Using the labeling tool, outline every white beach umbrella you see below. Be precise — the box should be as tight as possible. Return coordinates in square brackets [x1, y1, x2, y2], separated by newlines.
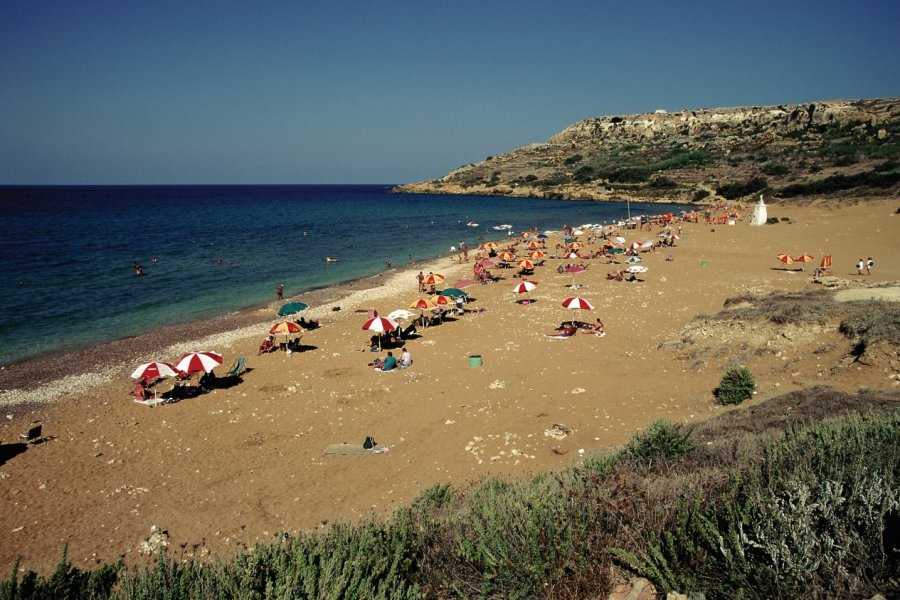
[626, 265, 648, 274]
[387, 309, 417, 322]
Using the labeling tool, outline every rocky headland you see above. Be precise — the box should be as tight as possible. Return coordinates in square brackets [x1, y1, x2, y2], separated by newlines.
[394, 97, 900, 203]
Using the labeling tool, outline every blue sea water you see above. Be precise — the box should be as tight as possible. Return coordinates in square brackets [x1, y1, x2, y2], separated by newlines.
[0, 185, 681, 366]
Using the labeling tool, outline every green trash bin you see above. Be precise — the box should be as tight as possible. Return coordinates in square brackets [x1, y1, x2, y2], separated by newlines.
[468, 355, 483, 368]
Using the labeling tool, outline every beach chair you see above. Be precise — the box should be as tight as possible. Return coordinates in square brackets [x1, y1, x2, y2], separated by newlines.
[20, 423, 43, 444]
[815, 255, 833, 277]
[226, 357, 247, 378]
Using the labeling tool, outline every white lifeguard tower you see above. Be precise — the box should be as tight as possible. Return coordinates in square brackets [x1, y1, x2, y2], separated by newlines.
[750, 195, 768, 226]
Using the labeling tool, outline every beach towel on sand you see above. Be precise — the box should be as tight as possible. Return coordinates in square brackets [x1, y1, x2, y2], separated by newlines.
[324, 444, 372, 455]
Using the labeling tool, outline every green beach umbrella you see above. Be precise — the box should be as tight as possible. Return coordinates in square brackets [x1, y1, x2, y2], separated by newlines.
[278, 301, 309, 317]
[437, 288, 467, 298]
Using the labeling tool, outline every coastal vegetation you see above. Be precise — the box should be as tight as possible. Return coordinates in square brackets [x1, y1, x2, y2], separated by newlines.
[715, 366, 756, 405]
[393, 97, 900, 203]
[2, 388, 896, 599]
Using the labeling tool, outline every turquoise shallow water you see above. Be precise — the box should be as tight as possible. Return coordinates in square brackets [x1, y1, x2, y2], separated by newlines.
[0, 185, 681, 365]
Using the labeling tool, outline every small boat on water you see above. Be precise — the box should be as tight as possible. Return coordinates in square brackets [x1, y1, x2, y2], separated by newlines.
[325, 257, 340, 263]
[492, 224, 512, 231]
[467, 221, 479, 227]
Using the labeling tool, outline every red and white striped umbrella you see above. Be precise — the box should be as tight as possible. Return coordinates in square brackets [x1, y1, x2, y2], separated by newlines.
[561, 297, 594, 311]
[361, 313, 398, 333]
[175, 351, 223, 376]
[362, 311, 398, 350]
[513, 280, 538, 294]
[131, 361, 178, 383]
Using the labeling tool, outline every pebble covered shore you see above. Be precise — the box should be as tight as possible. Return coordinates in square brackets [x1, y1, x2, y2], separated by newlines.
[0, 256, 468, 409]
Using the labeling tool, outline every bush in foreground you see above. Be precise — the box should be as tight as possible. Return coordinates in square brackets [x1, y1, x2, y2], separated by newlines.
[716, 366, 756, 405]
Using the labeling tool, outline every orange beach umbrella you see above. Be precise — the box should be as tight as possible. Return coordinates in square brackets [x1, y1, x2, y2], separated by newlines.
[517, 258, 535, 270]
[794, 254, 814, 263]
[776, 254, 794, 265]
[423, 273, 445, 286]
[269, 321, 301, 336]
[409, 297, 436, 310]
[497, 250, 516, 261]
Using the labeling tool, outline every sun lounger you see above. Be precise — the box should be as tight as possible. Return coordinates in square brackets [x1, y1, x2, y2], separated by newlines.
[133, 396, 170, 406]
[225, 357, 247, 378]
[20, 424, 43, 444]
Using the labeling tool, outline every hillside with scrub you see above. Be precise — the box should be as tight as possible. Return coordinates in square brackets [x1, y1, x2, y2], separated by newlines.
[394, 97, 900, 204]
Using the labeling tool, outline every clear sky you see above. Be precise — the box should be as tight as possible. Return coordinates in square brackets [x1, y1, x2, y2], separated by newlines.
[1, 0, 898, 185]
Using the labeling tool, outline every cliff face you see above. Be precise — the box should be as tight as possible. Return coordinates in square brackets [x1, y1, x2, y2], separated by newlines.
[394, 98, 900, 203]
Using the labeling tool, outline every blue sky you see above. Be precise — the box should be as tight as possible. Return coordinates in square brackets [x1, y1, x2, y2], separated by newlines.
[1, 0, 898, 184]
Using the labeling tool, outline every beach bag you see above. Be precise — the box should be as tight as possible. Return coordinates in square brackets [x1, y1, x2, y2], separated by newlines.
[363, 436, 377, 449]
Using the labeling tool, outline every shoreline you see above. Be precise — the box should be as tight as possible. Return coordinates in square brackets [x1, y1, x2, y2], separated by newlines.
[0, 252, 472, 408]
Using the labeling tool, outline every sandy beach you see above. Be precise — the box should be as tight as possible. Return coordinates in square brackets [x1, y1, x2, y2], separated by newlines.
[1, 198, 898, 575]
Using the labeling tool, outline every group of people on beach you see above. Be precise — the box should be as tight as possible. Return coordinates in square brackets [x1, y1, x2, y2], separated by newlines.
[856, 257, 875, 276]
[371, 347, 412, 372]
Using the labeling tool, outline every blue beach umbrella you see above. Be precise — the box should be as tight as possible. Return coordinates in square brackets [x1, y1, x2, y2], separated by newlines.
[278, 301, 309, 317]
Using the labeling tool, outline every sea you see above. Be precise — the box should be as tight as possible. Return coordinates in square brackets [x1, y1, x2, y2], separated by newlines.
[0, 185, 682, 366]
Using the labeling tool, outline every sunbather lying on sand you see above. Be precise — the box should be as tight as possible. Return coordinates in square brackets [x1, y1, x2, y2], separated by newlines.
[546, 323, 577, 337]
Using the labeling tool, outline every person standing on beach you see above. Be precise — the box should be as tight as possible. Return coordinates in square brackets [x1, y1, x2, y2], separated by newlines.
[416, 271, 424, 292]
[857, 259, 865, 276]
[866, 257, 874, 275]
[276, 284, 284, 300]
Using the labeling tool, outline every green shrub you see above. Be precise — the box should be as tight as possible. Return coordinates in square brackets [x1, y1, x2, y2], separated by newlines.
[766, 216, 780, 224]
[564, 154, 583, 166]
[691, 189, 710, 202]
[623, 419, 695, 462]
[761, 162, 790, 176]
[778, 170, 900, 197]
[716, 367, 755, 405]
[717, 177, 768, 200]
[647, 176, 677, 189]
